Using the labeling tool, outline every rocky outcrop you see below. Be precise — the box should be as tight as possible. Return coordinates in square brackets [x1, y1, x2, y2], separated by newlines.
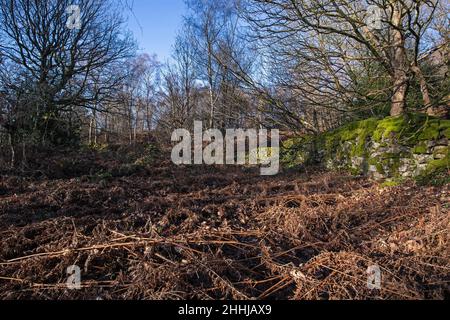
[282, 114, 449, 181]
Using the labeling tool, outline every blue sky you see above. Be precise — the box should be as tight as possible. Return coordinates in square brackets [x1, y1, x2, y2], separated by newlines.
[126, 0, 186, 62]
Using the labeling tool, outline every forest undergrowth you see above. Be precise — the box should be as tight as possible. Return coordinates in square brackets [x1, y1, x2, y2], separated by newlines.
[0, 145, 448, 300]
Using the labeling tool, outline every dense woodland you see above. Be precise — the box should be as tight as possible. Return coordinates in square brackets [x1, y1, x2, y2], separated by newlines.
[0, 0, 449, 300]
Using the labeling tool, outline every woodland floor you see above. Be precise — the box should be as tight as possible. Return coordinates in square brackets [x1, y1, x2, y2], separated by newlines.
[0, 146, 449, 300]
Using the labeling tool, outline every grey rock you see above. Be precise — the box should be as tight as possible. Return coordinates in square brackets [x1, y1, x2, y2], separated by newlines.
[398, 158, 416, 177]
[433, 146, 448, 154]
[401, 170, 414, 178]
[368, 165, 384, 180]
[413, 154, 434, 164]
[351, 157, 364, 167]
[434, 153, 447, 160]
[435, 138, 449, 147]
[371, 142, 381, 150]
[415, 164, 428, 175]
[325, 159, 335, 170]
[399, 161, 414, 173]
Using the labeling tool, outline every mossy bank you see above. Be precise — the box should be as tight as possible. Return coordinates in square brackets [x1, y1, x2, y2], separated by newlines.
[282, 114, 449, 184]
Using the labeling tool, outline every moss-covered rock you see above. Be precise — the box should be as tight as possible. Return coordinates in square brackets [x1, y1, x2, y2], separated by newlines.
[416, 154, 450, 186]
[443, 128, 450, 139]
[412, 142, 428, 154]
[372, 116, 407, 142]
[418, 121, 441, 141]
[281, 114, 448, 182]
[433, 146, 449, 158]
[371, 114, 447, 145]
[281, 137, 312, 168]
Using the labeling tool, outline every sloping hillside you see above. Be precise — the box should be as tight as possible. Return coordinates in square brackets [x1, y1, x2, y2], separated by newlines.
[0, 148, 448, 299]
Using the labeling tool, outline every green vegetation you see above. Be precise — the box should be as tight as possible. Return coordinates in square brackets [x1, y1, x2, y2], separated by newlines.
[282, 114, 449, 183]
[413, 142, 428, 154]
[281, 137, 312, 168]
[380, 180, 401, 188]
[416, 154, 450, 186]
[248, 147, 281, 164]
[135, 143, 161, 166]
[372, 116, 407, 142]
[322, 117, 379, 158]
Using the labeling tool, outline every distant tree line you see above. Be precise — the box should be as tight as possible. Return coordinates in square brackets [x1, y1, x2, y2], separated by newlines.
[153, 0, 449, 135]
[0, 0, 448, 167]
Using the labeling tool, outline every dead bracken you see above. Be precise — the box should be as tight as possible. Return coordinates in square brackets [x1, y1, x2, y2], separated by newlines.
[0, 148, 449, 300]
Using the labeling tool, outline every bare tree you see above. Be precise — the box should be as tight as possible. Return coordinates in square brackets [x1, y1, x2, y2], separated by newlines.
[243, 0, 446, 117]
[0, 0, 135, 146]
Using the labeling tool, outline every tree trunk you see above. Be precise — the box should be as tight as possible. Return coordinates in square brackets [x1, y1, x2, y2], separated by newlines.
[88, 110, 98, 145]
[390, 4, 409, 117]
[206, 36, 215, 129]
[88, 117, 94, 145]
[411, 65, 434, 116]
[390, 72, 409, 116]
[93, 109, 98, 145]
[104, 113, 109, 144]
[209, 88, 215, 129]
[146, 105, 152, 131]
[8, 133, 15, 168]
[21, 140, 27, 168]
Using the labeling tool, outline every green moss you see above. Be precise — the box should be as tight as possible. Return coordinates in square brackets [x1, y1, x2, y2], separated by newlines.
[349, 167, 362, 175]
[371, 114, 443, 145]
[381, 156, 401, 177]
[368, 152, 405, 178]
[433, 146, 449, 157]
[412, 142, 428, 154]
[323, 133, 339, 155]
[372, 116, 406, 142]
[438, 119, 450, 131]
[321, 117, 378, 158]
[90, 170, 113, 182]
[427, 156, 449, 171]
[282, 114, 447, 178]
[352, 118, 379, 156]
[443, 128, 450, 139]
[381, 180, 401, 188]
[282, 137, 303, 149]
[418, 120, 440, 140]
[368, 158, 385, 174]
[416, 154, 450, 186]
[88, 143, 109, 151]
[382, 152, 400, 159]
[336, 122, 360, 141]
[281, 137, 311, 168]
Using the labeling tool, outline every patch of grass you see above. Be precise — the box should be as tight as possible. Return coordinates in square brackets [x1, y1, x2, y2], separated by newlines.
[416, 168, 450, 186]
[89, 170, 113, 184]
